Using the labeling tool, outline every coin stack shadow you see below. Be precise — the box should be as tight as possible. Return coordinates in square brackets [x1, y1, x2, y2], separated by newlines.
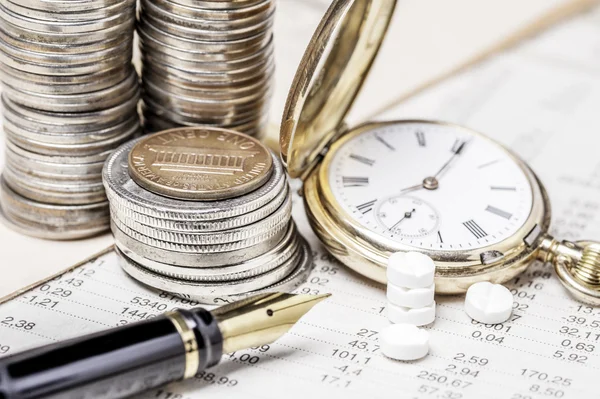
[103, 139, 312, 304]
[0, 0, 140, 239]
[137, 0, 274, 137]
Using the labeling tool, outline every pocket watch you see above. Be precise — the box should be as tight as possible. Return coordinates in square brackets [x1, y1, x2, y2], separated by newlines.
[279, 0, 600, 303]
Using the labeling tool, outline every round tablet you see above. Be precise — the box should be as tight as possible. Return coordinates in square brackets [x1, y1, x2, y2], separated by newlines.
[464, 282, 513, 324]
[380, 323, 429, 361]
[387, 252, 435, 288]
[387, 283, 435, 309]
[387, 302, 436, 326]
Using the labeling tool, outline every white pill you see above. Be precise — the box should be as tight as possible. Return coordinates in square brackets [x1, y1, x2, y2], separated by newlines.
[465, 282, 513, 324]
[387, 302, 436, 326]
[380, 323, 429, 361]
[387, 252, 435, 288]
[387, 283, 435, 308]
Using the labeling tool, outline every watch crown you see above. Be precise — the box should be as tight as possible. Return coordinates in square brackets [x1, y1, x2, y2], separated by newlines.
[572, 243, 600, 286]
[540, 237, 600, 305]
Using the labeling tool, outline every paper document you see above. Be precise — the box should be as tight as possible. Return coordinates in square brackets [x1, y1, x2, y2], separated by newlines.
[0, 0, 592, 302]
[2, 6, 600, 399]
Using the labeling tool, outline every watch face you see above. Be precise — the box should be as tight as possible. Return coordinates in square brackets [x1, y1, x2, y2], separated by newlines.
[326, 122, 534, 251]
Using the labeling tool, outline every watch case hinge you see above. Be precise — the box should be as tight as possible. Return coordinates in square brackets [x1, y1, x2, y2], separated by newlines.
[299, 122, 350, 181]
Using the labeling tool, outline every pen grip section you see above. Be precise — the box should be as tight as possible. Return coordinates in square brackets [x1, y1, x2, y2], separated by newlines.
[0, 315, 187, 399]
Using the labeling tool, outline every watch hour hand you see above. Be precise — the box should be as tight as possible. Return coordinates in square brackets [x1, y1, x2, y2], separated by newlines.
[399, 183, 423, 194]
[400, 176, 439, 193]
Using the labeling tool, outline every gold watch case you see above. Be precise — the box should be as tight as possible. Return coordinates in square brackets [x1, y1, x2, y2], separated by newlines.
[279, 0, 600, 298]
[305, 120, 551, 293]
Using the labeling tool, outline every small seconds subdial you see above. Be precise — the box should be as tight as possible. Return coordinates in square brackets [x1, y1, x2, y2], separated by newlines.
[327, 122, 534, 251]
[376, 195, 440, 238]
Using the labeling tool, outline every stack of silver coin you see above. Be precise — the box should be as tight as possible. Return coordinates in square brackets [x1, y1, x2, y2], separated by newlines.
[137, 0, 274, 137]
[103, 128, 312, 304]
[0, 0, 140, 239]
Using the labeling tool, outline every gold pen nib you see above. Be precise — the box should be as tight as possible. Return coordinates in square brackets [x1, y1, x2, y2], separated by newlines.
[213, 292, 331, 354]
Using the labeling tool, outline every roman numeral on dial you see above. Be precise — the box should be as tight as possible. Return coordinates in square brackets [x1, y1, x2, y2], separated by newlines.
[463, 219, 487, 239]
[349, 154, 375, 166]
[342, 176, 369, 187]
[416, 131, 426, 147]
[356, 200, 377, 214]
[452, 139, 467, 154]
[375, 134, 395, 151]
[486, 205, 512, 219]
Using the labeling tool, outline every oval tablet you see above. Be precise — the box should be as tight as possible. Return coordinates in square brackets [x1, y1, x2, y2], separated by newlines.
[380, 323, 429, 361]
[387, 252, 435, 288]
[387, 283, 435, 309]
[387, 302, 436, 326]
[465, 282, 513, 324]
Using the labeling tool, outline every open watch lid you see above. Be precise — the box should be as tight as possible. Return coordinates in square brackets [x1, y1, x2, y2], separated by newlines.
[279, 0, 396, 179]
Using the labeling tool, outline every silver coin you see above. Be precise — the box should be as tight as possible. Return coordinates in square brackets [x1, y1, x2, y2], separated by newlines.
[4, 114, 140, 146]
[112, 220, 293, 268]
[141, 96, 268, 126]
[5, 141, 104, 180]
[113, 192, 291, 245]
[116, 236, 312, 304]
[139, 35, 273, 69]
[140, 0, 273, 33]
[5, 116, 140, 156]
[0, 33, 132, 66]
[117, 222, 299, 281]
[148, 0, 273, 22]
[0, 0, 136, 22]
[0, 28, 130, 59]
[143, 61, 274, 92]
[140, 64, 271, 95]
[3, 165, 106, 205]
[0, 63, 134, 89]
[0, 177, 109, 228]
[0, 45, 132, 76]
[141, 50, 273, 81]
[119, 243, 298, 295]
[103, 138, 285, 221]
[0, 205, 109, 240]
[0, 63, 132, 95]
[111, 211, 288, 252]
[137, 28, 269, 63]
[111, 177, 290, 233]
[138, 15, 270, 53]
[142, 54, 273, 88]
[2, 92, 139, 132]
[141, 81, 272, 109]
[139, 4, 272, 42]
[0, 9, 135, 47]
[3, 70, 138, 112]
[15, 0, 127, 13]
[141, 100, 271, 126]
[141, 89, 272, 118]
[0, 3, 135, 34]
[6, 158, 102, 182]
[167, 0, 266, 10]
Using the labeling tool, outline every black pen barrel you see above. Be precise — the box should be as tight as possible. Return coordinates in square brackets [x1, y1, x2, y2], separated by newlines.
[0, 308, 223, 399]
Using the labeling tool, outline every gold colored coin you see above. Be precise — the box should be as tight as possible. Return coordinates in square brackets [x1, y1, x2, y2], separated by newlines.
[128, 127, 273, 200]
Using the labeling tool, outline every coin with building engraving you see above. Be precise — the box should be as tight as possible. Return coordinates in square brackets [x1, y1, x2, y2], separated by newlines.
[128, 127, 273, 200]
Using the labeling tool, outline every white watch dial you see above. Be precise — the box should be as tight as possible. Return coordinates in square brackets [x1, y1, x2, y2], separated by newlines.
[327, 122, 534, 251]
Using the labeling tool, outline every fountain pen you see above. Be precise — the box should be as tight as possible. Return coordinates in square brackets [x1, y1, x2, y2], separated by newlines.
[0, 292, 329, 399]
